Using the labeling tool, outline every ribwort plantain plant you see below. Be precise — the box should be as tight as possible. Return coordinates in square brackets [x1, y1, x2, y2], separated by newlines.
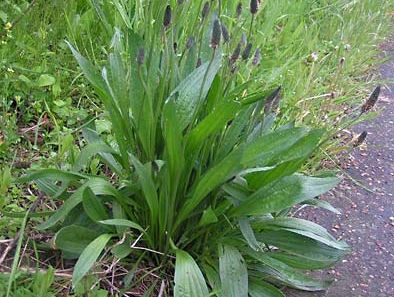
[19, 1, 350, 296]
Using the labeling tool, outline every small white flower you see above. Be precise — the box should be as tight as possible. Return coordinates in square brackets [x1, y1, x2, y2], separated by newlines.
[311, 52, 319, 62]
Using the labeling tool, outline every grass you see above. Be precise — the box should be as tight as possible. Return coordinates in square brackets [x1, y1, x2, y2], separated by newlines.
[0, 0, 392, 296]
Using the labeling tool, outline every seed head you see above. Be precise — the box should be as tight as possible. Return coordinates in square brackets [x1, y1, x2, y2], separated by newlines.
[186, 36, 195, 49]
[202, 2, 210, 19]
[221, 24, 230, 43]
[264, 86, 282, 114]
[242, 43, 253, 60]
[137, 47, 145, 65]
[250, 0, 259, 15]
[353, 131, 367, 147]
[196, 58, 202, 68]
[252, 48, 261, 65]
[230, 43, 242, 64]
[211, 19, 221, 49]
[236, 2, 242, 18]
[361, 86, 381, 114]
[163, 5, 172, 29]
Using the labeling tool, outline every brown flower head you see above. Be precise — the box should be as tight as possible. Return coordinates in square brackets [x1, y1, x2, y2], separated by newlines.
[361, 86, 381, 114]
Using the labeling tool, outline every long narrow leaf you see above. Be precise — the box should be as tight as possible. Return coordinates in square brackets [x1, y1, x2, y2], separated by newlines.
[165, 52, 222, 130]
[174, 250, 210, 297]
[219, 245, 248, 297]
[72, 234, 113, 286]
[231, 174, 339, 217]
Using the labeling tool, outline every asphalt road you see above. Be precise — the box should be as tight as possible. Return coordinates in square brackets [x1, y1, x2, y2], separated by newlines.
[290, 35, 394, 297]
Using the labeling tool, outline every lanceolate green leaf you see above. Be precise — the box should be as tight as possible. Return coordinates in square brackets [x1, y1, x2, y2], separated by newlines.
[217, 107, 253, 159]
[282, 228, 348, 250]
[163, 100, 185, 198]
[165, 51, 222, 130]
[243, 159, 305, 190]
[174, 250, 209, 297]
[270, 252, 336, 270]
[73, 142, 119, 172]
[72, 234, 113, 286]
[249, 279, 285, 297]
[176, 146, 244, 228]
[66, 41, 107, 96]
[255, 230, 346, 268]
[37, 185, 87, 230]
[82, 187, 109, 222]
[247, 251, 331, 291]
[99, 219, 145, 233]
[35, 178, 61, 197]
[219, 245, 248, 297]
[244, 128, 324, 189]
[198, 207, 219, 227]
[55, 225, 101, 255]
[82, 127, 123, 175]
[38, 178, 137, 230]
[239, 218, 261, 251]
[272, 129, 323, 164]
[129, 154, 159, 228]
[241, 127, 309, 168]
[302, 199, 341, 214]
[231, 174, 339, 217]
[186, 100, 242, 155]
[17, 169, 87, 184]
[254, 217, 349, 250]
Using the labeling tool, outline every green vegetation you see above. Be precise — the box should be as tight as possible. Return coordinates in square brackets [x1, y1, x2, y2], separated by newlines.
[0, 0, 392, 296]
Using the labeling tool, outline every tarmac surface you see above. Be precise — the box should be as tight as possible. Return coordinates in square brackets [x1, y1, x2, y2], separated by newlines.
[290, 36, 394, 297]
